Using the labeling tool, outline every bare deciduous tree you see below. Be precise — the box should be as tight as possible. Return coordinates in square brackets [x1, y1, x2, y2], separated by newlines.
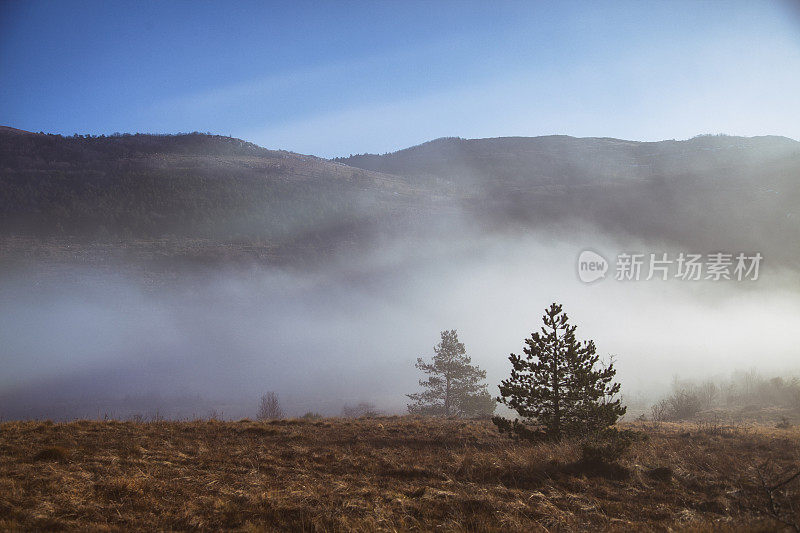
[257, 392, 283, 420]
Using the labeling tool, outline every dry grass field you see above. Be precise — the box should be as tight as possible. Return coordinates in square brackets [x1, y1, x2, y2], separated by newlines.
[1, 417, 798, 531]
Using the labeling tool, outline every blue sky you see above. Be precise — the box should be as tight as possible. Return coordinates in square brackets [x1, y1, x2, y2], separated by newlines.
[1, 0, 799, 157]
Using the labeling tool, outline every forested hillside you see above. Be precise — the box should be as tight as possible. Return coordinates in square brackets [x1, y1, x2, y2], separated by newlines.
[340, 135, 800, 267]
[0, 129, 424, 241]
[2, 129, 799, 267]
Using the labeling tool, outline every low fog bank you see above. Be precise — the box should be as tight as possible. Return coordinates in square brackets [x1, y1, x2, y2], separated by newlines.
[1, 228, 799, 421]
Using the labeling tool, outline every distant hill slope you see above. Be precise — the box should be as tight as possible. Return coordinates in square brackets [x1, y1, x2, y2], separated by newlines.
[337, 134, 799, 186]
[0, 126, 34, 135]
[2, 129, 799, 268]
[339, 135, 800, 266]
[0, 130, 432, 263]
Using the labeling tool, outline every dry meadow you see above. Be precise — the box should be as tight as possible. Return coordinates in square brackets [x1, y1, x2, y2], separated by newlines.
[1, 417, 798, 531]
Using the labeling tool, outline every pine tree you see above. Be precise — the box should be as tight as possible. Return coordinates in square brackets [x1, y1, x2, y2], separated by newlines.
[407, 330, 495, 417]
[494, 303, 625, 440]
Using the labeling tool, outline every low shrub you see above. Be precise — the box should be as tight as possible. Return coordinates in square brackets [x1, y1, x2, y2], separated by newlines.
[579, 428, 646, 464]
[32, 446, 70, 462]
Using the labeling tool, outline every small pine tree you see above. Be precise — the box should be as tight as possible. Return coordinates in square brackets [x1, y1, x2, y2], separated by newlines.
[494, 303, 625, 440]
[407, 330, 495, 417]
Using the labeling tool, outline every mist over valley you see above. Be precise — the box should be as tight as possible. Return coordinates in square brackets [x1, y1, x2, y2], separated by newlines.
[1, 129, 798, 420]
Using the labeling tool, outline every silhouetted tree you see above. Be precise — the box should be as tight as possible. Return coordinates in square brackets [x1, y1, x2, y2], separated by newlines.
[494, 303, 625, 440]
[407, 330, 495, 418]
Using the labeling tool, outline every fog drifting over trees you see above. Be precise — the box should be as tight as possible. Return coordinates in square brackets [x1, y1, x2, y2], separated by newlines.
[2, 228, 798, 420]
[1, 132, 799, 420]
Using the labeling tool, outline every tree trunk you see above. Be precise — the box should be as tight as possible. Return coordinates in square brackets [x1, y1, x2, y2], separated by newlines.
[445, 376, 451, 416]
[551, 318, 561, 438]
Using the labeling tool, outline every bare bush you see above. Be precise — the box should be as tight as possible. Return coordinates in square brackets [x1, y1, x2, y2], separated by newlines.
[755, 462, 800, 531]
[667, 389, 703, 420]
[341, 402, 379, 418]
[724, 372, 800, 408]
[257, 392, 283, 420]
[649, 388, 702, 421]
[697, 380, 719, 409]
[650, 399, 670, 422]
[651, 371, 800, 422]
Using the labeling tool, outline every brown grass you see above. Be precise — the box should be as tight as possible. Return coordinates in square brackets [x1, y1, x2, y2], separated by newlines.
[31, 446, 71, 463]
[0, 417, 798, 531]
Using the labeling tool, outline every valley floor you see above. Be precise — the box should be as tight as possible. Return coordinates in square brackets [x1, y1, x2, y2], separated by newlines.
[0, 417, 798, 531]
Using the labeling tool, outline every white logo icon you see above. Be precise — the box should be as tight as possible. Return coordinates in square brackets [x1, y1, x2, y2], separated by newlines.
[578, 250, 608, 283]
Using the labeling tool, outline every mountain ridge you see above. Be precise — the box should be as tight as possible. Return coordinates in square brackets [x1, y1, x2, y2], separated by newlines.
[2, 127, 798, 269]
[335, 133, 800, 185]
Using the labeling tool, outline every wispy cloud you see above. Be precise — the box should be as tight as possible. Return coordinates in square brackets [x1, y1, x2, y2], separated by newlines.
[142, 9, 800, 156]
[243, 36, 800, 157]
